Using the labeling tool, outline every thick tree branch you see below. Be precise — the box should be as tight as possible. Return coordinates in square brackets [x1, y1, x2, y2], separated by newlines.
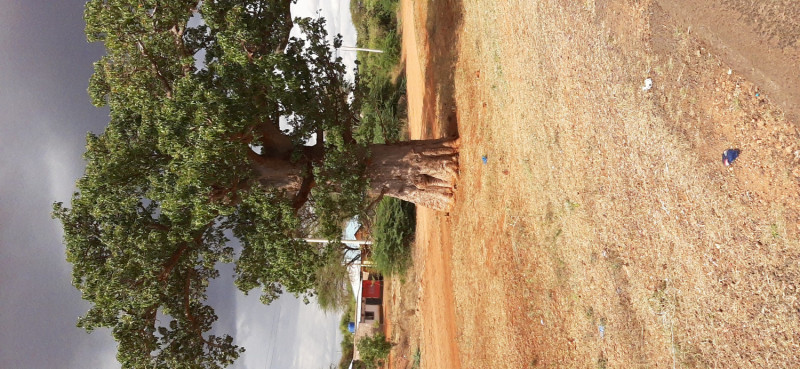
[170, 25, 193, 75]
[210, 176, 249, 205]
[182, 269, 224, 349]
[291, 164, 315, 212]
[364, 187, 387, 215]
[135, 40, 173, 98]
[146, 223, 171, 232]
[254, 119, 293, 157]
[158, 243, 188, 282]
[246, 149, 304, 192]
[157, 222, 212, 282]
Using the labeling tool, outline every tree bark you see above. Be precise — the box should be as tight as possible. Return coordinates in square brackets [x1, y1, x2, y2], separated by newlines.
[245, 137, 460, 211]
[366, 137, 460, 211]
[247, 149, 304, 192]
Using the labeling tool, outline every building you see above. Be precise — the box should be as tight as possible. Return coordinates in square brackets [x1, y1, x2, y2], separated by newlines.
[349, 265, 383, 361]
[343, 217, 384, 363]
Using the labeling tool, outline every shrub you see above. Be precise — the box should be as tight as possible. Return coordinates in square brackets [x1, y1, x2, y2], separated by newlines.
[372, 197, 416, 276]
[356, 333, 392, 369]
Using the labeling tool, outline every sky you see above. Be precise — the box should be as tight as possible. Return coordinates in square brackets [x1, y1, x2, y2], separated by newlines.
[0, 0, 357, 368]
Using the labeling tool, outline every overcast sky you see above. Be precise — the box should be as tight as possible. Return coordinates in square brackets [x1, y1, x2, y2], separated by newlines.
[0, 1, 356, 368]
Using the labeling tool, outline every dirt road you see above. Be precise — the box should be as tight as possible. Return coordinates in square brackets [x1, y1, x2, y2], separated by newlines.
[400, 0, 462, 368]
[400, 0, 800, 368]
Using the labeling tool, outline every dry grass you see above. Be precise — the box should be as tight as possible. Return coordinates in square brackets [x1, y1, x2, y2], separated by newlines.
[442, 0, 800, 368]
[385, 264, 422, 369]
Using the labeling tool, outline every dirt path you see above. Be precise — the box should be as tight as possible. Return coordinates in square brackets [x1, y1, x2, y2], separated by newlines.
[400, 0, 462, 369]
[399, 0, 800, 368]
[657, 0, 800, 122]
[401, 0, 424, 141]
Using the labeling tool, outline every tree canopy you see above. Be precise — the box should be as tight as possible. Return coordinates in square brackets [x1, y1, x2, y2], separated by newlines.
[55, 0, 458, 367]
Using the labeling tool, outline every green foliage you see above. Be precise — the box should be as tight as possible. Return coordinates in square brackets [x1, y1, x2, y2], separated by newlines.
[350, 0, 401, 83]
[372, 197, 416, 276]
[350, 0, 405, 145]
[229, 190, 322, 305]
[350, 0, 399, 32]
[356, 333, 392, 369]
[354, 78, 406, 145]
[358, 31, 401, 82]
[411, 348, 421, 369]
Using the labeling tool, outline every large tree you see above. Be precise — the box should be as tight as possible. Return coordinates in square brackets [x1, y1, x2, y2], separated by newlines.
[54, 0, 458, 367]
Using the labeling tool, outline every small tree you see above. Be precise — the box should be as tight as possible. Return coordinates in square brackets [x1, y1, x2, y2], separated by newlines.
[357, 333, 392, 369]
[313, 247, 352, 312]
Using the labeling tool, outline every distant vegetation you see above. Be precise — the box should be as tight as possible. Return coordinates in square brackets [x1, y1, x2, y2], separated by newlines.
[350, 0, 406, 145]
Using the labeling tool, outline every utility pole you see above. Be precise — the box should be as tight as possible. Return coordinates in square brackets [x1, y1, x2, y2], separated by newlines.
[339, 46, 384, 53]
[303, 238, 372, 245]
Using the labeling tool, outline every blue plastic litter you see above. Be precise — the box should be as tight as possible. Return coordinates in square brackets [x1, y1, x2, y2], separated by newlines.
[722, 149, 740, 166]
[598, 325, 605, 338]
[482, 155, 488, 165]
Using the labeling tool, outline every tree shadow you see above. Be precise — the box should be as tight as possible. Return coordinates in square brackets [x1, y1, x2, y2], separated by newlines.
[421, 0, 464, 139]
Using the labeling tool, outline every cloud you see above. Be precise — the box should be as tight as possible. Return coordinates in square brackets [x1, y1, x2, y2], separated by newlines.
[219, 291, 343, 369]
[44, 135, 82, 210]
[287, 300, 343, 368]
[0, 1, 121, 367]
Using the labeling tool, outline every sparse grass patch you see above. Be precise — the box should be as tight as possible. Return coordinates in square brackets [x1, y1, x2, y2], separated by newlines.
[411, 348, 421, 369]
[770, 223, 780, 239]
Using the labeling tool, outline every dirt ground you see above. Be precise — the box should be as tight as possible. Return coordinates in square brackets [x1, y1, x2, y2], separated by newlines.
[391, 0, 800, 368]
[383, 1, 462, 369]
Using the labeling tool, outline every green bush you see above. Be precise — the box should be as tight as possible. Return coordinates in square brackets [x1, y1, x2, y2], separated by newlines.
[372, 197, 416, 276]
[356, 333, 392, 369]
[350, 0, 405, 146]
[337, 286, 357, 369]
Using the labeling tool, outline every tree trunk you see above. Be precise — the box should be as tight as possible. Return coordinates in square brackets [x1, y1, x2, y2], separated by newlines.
[247, 149, 305, 192]
[367, 137, 460, 211]
[246, 137, 460, 211]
